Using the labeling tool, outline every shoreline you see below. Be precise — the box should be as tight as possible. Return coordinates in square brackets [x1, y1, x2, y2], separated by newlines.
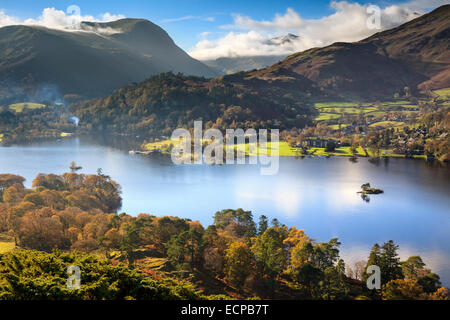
[142, 139, 432, 161]
[0, 133, 437, 162]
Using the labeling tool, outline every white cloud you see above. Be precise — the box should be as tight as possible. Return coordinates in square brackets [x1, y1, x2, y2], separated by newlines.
[199, 31, 212, 37]
[162, 15, 215, 23]
[191, 31, 311, 60]
[0, 10, 20, 26]
[189, 0, 444, 60]
[0, 7, 125, 33]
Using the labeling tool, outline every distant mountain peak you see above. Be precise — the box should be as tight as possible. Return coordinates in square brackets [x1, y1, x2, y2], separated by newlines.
[247, 4, 450, 98]
[265, 33, 300, 46]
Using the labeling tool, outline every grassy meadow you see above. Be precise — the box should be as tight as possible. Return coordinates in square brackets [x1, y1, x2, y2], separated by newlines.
[313, 100, 419, 129]
[8, 102, 46, 113]
[0, 241, 15, 254]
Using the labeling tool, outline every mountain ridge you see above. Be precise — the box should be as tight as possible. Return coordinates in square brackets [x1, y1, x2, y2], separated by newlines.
[241, 4, 450, 99]
[0, 18, 218, 103]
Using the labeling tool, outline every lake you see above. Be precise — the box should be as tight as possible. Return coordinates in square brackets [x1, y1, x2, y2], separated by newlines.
[1, 137, 449, 285]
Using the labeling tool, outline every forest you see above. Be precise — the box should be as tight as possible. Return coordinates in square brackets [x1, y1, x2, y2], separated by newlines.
[69, 72, 311, 137]
[0, 171, 448, 300]
[0, 73, 447, 162]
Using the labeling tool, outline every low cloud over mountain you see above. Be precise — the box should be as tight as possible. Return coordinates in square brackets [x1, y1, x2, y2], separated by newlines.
[0, 7, 125, 31]
[189, 0, 447, 60]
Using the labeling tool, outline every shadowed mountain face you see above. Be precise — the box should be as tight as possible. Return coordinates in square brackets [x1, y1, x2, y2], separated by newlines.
[203, 55, 287, 75]
[244, 5, 450, 99]
[0, 19, 217, 100]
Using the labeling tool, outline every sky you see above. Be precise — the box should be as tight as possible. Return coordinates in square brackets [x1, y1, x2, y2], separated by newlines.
[0, 0, 448, 60]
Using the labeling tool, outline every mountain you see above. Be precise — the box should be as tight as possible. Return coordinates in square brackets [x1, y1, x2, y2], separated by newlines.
[0, 19, 217, 102]
[202, 34, 301, 74]
[243, 5, 450, 99]
[70, 7, 450, 135]
[203, 55, 287, 75]
[265, 33, 300, 46]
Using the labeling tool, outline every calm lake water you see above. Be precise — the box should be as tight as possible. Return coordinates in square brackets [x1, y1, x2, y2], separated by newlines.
[1, 137, 449, 285]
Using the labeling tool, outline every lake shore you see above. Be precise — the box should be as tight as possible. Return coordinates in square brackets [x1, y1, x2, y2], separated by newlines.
[142, 139, 429, 160]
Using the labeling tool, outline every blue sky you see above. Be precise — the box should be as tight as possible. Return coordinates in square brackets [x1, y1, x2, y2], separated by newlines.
[0, 0, 447, 59]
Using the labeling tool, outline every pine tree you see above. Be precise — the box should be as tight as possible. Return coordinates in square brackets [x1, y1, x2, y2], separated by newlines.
[380, 240, 403, 284]
[258, 215, 268, 235]
[363, 243, 381, 282]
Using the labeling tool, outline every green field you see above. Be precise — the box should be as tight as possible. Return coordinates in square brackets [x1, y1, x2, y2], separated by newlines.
[8, 102, 46, 113]
[314, 113, 342, 121]
[312, 98, 421, 133]
[365, 110, 387, 117]
[314, 102, 372, 109]
[329, 124, 350, 130]
[143, 139, 383, 158]
[433, 88, 450, 99]
[228, 141, 300, 157]
[144, 139, 303, 157]
[380, 100, 412, 106]
[144, 139, 178, 151]
[0, 241, 15, 254]
[369, 121, 406, 128]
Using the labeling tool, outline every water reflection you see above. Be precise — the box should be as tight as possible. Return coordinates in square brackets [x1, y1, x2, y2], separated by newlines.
[0, 137, 449, 285]
[349, 156, 358, 163]
[360, 193, 370, 203]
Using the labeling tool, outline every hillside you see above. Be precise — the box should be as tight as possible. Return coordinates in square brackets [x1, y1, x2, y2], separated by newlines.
[2, 6, 448, 106]
[68, 6, 450, 137]
[203, 55, 287, 75]
[2, 5, 449, 145]
[1, 172, 447, 300]
[71, 72, 311, 136]
[0, 19, 217, 103]
[243, 5, 450, 99]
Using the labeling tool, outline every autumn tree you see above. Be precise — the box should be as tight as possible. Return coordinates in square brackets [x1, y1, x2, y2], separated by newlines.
[213, 209, 256, 240]
[0, 174, 25, 200]
[401, 256, 426, 280]
[382, 279, 425, 300]
[224, 242, 253, 290]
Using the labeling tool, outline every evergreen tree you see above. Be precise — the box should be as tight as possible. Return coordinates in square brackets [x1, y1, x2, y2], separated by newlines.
[401, 256, 425, 280]
[363, 243, 381, 282]
[380, 240, 403, 284]
[258, 215, 268, 235]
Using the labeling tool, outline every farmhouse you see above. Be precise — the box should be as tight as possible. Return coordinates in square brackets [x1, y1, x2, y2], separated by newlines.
[304, 138, 333, 148]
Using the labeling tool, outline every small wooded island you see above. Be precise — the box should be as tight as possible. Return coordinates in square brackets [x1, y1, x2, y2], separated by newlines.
[358, 183, 384, 194]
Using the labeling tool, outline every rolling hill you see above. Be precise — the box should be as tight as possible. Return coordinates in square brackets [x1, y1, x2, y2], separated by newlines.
[242, 5, 450, 99]
[69, 5, 450, 136]
[0, 18, 217, 102]
[1, 5, 448, 110]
